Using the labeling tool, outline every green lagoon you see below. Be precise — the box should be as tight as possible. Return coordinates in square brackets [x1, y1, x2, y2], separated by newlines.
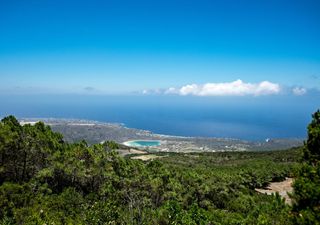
[123, 140, 161, 147]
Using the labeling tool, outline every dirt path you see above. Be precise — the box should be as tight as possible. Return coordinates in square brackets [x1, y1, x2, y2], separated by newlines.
[255, 178, 293, 205]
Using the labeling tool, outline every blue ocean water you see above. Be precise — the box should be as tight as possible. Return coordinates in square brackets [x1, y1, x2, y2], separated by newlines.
[0, 94, 319, 141]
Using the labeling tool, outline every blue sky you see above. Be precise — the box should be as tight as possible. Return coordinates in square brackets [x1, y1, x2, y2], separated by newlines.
[0, 0, 320, 95]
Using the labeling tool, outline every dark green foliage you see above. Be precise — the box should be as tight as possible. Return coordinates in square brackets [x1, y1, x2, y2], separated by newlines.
[103, 140, 120, 150]
[0, 115, 302, 224]
[291, 110, 320, 224]
[0, 116, 64, 183]
[303, 110, 320, 164]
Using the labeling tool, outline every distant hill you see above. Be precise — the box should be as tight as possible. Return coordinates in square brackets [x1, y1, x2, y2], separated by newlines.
[1, 115, 301, 224]
[19, 118, 303, 152]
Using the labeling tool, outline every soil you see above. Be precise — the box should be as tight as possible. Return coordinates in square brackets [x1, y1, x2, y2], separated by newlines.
[255, 178, 293, 205]
[131, 154, 165, 161]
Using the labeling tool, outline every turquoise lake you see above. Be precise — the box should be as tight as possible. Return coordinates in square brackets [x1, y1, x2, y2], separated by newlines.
[124, 140, 161, 147]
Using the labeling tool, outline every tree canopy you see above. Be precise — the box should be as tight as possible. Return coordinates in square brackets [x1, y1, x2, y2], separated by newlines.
[291, 110, 320, 224]
[0, 114, 312, 224]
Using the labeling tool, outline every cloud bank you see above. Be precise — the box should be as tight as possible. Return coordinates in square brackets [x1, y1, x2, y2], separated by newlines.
[292, 87, 307, 96]
[164, 80, 281, 96]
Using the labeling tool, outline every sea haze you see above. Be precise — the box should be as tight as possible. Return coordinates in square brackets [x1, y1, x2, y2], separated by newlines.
[0, 94, 319, 141]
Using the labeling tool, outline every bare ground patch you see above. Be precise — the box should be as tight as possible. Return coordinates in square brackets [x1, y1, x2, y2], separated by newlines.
[116, 149, 147, 156]
[255, 178, 293, 205]
[131, 154, 166, 161]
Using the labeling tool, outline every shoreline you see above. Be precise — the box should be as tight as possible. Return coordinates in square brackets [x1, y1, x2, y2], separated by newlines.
[15, 117, 304, 152]
[122, 139, 162, 148]
[17, 117, 305, 143]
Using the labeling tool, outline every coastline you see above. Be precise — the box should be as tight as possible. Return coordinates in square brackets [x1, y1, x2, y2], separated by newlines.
[17, 117, 304, 152]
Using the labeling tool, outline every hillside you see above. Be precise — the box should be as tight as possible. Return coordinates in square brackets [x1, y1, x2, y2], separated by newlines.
[0, 115, 303, 224]
[19, 118, 303, 152]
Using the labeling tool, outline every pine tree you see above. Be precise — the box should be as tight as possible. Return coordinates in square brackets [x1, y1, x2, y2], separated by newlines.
[291, 110, 320, 224]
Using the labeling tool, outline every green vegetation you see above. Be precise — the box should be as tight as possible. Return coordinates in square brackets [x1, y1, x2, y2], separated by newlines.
[0, 115, 309, 224]
[291, 110, 320, 224]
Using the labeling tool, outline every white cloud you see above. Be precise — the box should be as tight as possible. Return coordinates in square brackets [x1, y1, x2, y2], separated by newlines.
[164, 80, 281, 96]
[180, 84, 199, 95]
[164, 87, 178, 94]
[292, 87, 307, 96]
[142, 88, 163, 95]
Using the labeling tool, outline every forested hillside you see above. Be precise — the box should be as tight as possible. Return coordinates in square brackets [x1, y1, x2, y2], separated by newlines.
[0, 115, 313, 224]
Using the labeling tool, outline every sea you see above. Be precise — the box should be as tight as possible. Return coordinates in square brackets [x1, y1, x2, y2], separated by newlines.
[0, 94, 319, 141]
